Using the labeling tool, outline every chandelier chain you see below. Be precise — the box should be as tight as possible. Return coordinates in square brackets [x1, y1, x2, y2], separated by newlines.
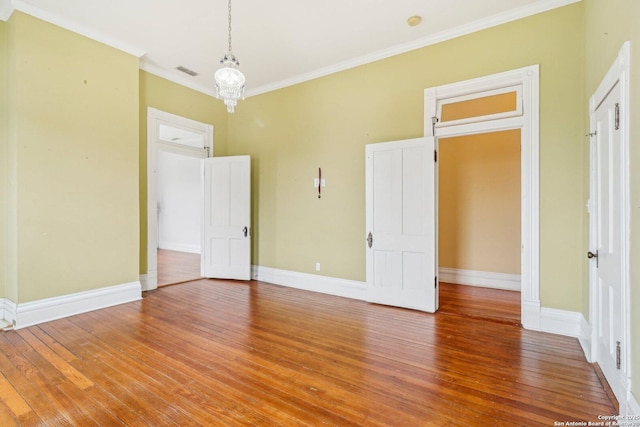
[227, 0, 232, 52]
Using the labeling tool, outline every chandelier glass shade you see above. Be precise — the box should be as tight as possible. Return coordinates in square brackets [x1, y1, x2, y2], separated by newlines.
[215, 53, 245, 113]
[215, 0, 245, 113]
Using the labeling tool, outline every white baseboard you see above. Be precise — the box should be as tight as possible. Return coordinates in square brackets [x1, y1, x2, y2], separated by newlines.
[578, 314, 592, 362]
[140, 271, 158, 291]
[252, 265, 366, 301]
[158, 241, 201, 254]
[250, 266, 580, 340]
[522, 303, 585, 340]
[539, 307, 583, 337]
[140, 274, 149, 290]
[2, 281, 142, 330]
[438, 267, 521, 291]
[0, 298, 18, 329]
[521, 298, 541, 330]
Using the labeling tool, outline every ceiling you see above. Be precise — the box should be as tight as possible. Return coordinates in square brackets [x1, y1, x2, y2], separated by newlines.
[2, 0, 577, 97]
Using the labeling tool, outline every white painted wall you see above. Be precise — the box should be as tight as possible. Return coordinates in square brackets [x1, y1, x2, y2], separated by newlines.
[157, 150, 202, 253]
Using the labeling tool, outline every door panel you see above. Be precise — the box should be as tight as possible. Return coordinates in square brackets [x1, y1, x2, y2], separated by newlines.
[591, 81, 625, 390]
[366, 137, 437, 312]
[202, 156, 251, 280]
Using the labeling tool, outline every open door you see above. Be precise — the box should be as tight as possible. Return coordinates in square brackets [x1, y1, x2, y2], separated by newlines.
[202, 155, 251, 280]
[588, 42, 630, 407]
[365, 137, 437, 312]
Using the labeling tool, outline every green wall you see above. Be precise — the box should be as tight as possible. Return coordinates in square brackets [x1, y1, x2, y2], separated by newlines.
[584, 0, 640, 404]
[229, 4, 586, 310]
[0, 19, 7, 300]
[6, 12, 140, 302]
[138, 70, 228, 274]
[5, 14, 19, 302]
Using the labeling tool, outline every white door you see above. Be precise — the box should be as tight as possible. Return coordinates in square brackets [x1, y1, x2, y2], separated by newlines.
[202, 156, 251, 280]
[589, 78, 629, 398]
[365, 137, 437, 312]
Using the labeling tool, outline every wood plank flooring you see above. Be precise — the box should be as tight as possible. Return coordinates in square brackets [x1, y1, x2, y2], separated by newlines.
[439, 282, 521, 325]
[0, 279, 616, 426]
[157, 249, 201, 287]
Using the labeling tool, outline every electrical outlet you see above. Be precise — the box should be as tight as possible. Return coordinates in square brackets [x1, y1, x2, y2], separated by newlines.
[315, 262, 321, 271]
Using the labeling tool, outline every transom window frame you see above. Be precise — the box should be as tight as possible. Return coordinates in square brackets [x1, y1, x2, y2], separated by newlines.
[424, 64, 541, 332]
[436, 84, 523, 129]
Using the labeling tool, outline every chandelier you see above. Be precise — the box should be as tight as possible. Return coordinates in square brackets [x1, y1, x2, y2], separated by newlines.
[215, 0, 245, 113]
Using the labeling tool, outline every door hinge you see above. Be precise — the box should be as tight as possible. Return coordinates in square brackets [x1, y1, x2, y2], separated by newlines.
[616, 341, 621, 370]
[435, 276, 438, 288]
[204, 146, 211, 157]
[614, 103, 620, 130]
[431, 116, 439, 135]
[434, 150, 438, 162]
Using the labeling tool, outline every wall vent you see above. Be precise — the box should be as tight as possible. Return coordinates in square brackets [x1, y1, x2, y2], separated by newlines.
[176, 66, 198, 76]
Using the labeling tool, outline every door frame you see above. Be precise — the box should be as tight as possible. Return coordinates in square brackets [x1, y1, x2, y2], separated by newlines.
[588, 41, 631, 409]
[144, 108, 214, 291]
[424, 64, 540, 329]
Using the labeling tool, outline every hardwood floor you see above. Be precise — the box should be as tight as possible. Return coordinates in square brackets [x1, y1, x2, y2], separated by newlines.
[0, 279, 616, 426]
[439, 282, 521, 325]
[157, 249, 201, 287]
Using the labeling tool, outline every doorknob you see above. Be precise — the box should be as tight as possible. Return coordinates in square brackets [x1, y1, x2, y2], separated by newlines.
[243, 226, 248, 237]
[587, 250, 598, 268]
[367, 232, 373, 248]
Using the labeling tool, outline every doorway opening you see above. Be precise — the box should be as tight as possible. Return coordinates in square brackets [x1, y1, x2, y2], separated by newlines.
[145, 108, 213, 291]
[425, 64, 540, 329]
[437, 130, 521, 325]
[156, 148, 204, 287]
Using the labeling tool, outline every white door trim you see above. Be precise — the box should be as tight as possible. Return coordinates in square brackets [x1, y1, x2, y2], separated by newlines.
[145, 108, 214, 291]
[425, 64, 540, 329]
[588, 41, 631, 412]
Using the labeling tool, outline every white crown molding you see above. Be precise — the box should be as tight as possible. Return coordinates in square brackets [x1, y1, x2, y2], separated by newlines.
[245, 0, 580, 97]
[1, 0, 145, 57]
[139, 61, 217, 98]
[3, 0, 579, 98]
[0, 0, 13, 21]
